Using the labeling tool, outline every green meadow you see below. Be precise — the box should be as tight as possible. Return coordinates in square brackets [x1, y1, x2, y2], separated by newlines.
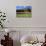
[16, 13, 32, 18]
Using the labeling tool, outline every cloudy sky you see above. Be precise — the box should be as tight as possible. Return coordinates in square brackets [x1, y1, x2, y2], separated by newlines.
[16, 6, 32, 10]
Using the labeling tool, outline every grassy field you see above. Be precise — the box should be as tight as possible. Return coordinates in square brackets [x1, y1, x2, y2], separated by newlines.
[16, 13, 32, 18]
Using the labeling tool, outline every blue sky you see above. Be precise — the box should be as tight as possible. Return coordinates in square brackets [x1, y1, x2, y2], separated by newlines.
[16, 6, 32, 10]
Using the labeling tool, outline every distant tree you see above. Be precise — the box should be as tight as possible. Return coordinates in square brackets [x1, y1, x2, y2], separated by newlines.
[28, 8, 31, 12]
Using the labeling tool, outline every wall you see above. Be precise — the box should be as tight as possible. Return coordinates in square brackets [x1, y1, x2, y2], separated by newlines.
[0, 0, 46, 27]
[0, 0, 46, 46]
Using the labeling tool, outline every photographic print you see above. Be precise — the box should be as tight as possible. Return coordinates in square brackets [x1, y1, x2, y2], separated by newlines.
[16, 6, 32, 18]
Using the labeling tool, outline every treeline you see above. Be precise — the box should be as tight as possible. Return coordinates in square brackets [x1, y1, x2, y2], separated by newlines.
[16, 9, 31, 12]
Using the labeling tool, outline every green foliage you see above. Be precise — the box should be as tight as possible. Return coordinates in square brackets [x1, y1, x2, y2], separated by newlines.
[0, 10, 6, 28]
